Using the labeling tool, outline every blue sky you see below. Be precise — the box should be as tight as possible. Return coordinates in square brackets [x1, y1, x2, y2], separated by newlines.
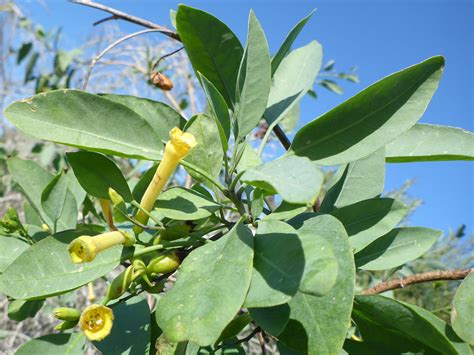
[17, 0, 474, 235]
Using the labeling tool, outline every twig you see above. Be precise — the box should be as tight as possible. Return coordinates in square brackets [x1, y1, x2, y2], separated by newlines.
[70, 0, 179, 40]
[361, 268, 473, 295]
[82, 29, 163, 90]
[257, 329, 267, 355]
[93, 14, 119, 26]
[153, 46, 185, 70]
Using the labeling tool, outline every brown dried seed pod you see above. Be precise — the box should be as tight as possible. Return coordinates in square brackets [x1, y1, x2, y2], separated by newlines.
[150, 69, 173, 91]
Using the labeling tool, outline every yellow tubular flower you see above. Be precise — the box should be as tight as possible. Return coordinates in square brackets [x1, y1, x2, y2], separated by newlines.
[134, 128, 197, 235]
[68, 231, 135, 264]
[79, 304, 114, 341]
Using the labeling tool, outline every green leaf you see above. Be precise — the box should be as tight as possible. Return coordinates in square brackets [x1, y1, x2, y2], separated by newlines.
[234, 11, 271, 138]
[0, 237, 28, 272]
[241, 155, 323, 204]
[156, 222, 254, 346]
[271, 10, 315, 75]
[319, 79, 343, 94]
[24, 52, 39, 83]
[56, 189, 79, 232]
[41, 172, 69, 226]
[0, 230, 124, 299]
[132, 164, 157, 202]
[249, 304, 290, 337]
[198, 72, 231, 150]
[263, 201, 307, 221]
[4, 90, 163, 160]
[95, 296, 151, 354]
[235, 143, 262, 173]
[216, 313, 252, 344]
[17, 42, 32, 64]
[184, 114, 224, 181]
[278, 214, 355, 354]
[176, 5, 243, 107]
[7, 157, 53, 226]
[155, 187, 221, 221]
[265, 41, 322, 127]
[452, 272, 474, 344]
[353, 295, 471, 354]
[290, 56, 445, 165]
[355, 227, 440, 270]
[386, 123, 474, 162]
[8, 299, 44, 321]
[280, 103, 300, 133]
[16, 333, 86, 355]
[320, 148, 385, 212]
[100, 94, 185, 145]
[331, 198, 408, 252]
[67, 151, 133, 202]
[64, 170, 87, 210]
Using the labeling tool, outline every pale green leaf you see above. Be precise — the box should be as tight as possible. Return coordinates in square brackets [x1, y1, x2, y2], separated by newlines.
[0, 237, 28, 272]
[16, 333, 85, 355]
[452, 272, 474, 344]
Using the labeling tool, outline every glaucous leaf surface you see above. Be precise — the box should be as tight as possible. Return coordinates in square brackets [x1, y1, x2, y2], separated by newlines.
[100, 94, 185, 143]
[320, 148, 385, 212]
[278, 214, 355, 354]
[271, 10, 315, 75]
[262, 201, 307, 221]
[265, 41, 322, 126]
[155, 187, 221, 221]
[184, 114, 223, 181]
[7, 299, 44, 321]
[331, 198, 408, 252]
[4, 90, 163, 160]
[290, 56, 445, 165]
[156, 223, 254, 346]
[0, 230, 124, 299]
[451, 272, 474, 344]
[176, 5, 243, 107]
[241, 155, 323, 204]
[234, 11, 271, 138]
[386, 123, 474, 162]
[16, 333, 85, 355]
[354, 295, 471, 354]
[235, 143, 262, 173]
[41, 172, 69, 225]
[355, 227, 440, 270]
[0, 238, 28, 272]
[67, 151, 133, 202]
[95, 296, 151, 355]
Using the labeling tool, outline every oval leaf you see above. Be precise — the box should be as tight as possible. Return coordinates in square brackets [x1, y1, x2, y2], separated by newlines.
[451, 272, 474, 345]
[16, 333, 85, 355]
[0, 237, 29, 273]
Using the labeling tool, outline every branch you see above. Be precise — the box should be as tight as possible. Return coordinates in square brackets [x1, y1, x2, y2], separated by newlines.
[70, 0, 180, 41]
[361, 268, 473, 295]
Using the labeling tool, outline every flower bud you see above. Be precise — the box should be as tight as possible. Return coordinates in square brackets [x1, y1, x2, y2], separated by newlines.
[154, 223, 192, 245]
[108, 188, 124, 207]
[79, 304, 114, 341]
[54, 320, 78, 331]
[53, 307, 81, 321]
[150, 70, 173, 91]
[0, 208, 27, 236]
[147, 252, 180, 275]
[104, 265, 134, 303]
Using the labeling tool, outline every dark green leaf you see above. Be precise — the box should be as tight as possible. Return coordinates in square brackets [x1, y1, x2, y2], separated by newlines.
[291, 56, 445, 165]
[155, 187, 221, 221]
[271, 10, 315, 75]
[320, 148, 385, 212]
[0, 230, 124, 299]
[4, 90, 163, 160]
[451, 272, 474, 344]
[156, 222, 254, 346]
[100, 94, 185, 145]
[386, 123, 474, 162]
[216, 313, 252, 344]
[331, 198, 408, 252]
[8, 299, 44, 321]
[184, 114, 224, 181]
[279, 214, 355, 354]
[249, 304, 290, 337]
[17, 42, 32, 64]
[241, 156, 323, 204]
[354, 295, 471, 354]
[355, 227, 440, 270]
[16, 333, 85, 355]
[67, 151, 132, 202]
[132, 164, 157, 202]
[176, 5, 243, 107]
[24, 52, 39, 83]
[234, 11, 271, 138]
[95, 296, 151, 354]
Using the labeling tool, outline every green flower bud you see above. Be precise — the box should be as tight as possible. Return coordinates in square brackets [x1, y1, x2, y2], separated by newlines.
[53, 307, 81, 321]
[54, 320, 78, 331]
[0, 208, 27, 236]
[147, 252, 180, 275]
[108, 188, 125, 206]
[105, 265, 134, 303]
[153, 223, 192, 245]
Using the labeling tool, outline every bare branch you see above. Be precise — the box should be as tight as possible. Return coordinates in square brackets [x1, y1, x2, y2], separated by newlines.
[70, 0, 180, 41]
[82, 28, 163, 90]
[361, 268, 473, 295]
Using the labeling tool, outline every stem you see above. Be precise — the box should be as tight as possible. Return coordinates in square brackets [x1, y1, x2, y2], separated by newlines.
[131, 200, 164, 227]
[361, 268, 473, 295]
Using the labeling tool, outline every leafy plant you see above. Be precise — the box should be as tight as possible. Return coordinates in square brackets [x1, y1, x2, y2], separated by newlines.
[1, 2, 473, 354]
